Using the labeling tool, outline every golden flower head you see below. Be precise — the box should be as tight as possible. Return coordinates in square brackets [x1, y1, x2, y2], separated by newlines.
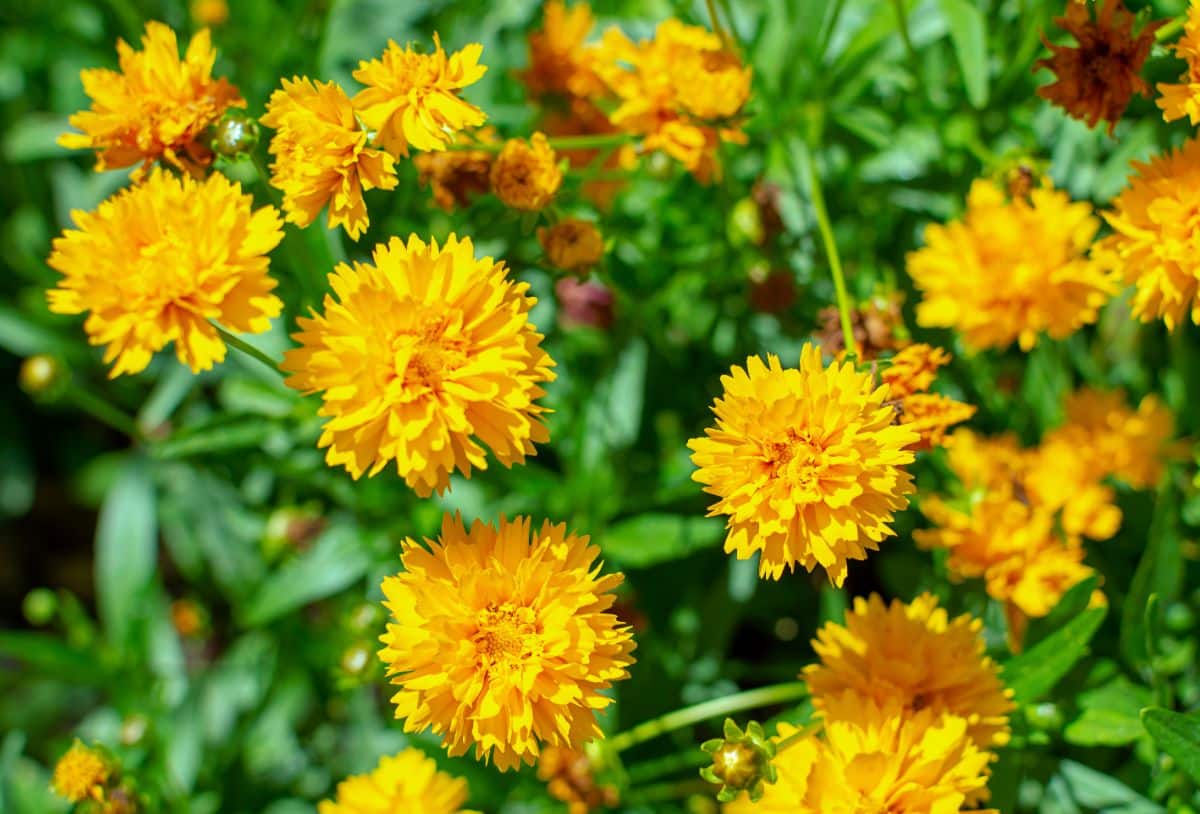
[414, 127, 496, 211]
[520, 1, 605, 100]
[491, 132, 563, 211]
[687, 345, 918, 586]
[59, 21, 244, 177]
[317, 748, 476, 814]
[47, 168, 284, 378]
[261, 77, 398, 240]
[881, 343, 951, 400]
[592, 19, 750, 180]
[378, 513, 636, 771]
[898, 393, 977, 450]
[538, 219, 604, 274]
[724, 697, 992, 814]
[880, 344, 975, 449]
[1157, 1, 1200, 124]
[804, 593, 1014, 750]
[1093, 138, 1200, 329]
[52, 740, 110, 803]
[908, 178, 1114, 351]
[282, 234, 554, 496]
[352, 34, 487, 157]
[1034, 0, 1162, 134]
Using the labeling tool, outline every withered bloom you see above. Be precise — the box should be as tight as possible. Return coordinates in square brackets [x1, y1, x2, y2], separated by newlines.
[1034, 0, 1163, 135]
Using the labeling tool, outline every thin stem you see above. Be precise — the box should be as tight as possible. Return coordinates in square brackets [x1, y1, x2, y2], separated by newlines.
[802, 148, 855, 356]
[1156, 15, 1185, 43]
[705, 0, 734, 51]
[606, 682, 808, 754]
[68, 386, 144, 442]
[627, 779, 713, 804]
[249, 151, 284, 209]
[774, 721, 823, 753]
[212, 324, 284, 376]
[626, 750, 711, 784]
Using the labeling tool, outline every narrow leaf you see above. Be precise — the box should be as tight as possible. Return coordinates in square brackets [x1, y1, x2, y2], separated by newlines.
[239, 525, 370, 626]
[1002, 606, 1106, 703]
[937, 0, 989, 108]
[1143, 708, 1200, 785]
[95, 458, 157, 648]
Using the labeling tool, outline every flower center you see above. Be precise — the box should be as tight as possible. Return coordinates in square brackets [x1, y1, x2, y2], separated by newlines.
[391, 314, 467, 390]
[474, 604, 541, 672]
[764, 430, 825, 497]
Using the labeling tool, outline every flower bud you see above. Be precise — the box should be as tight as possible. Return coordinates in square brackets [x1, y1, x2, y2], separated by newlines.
[209, 110, 260, 158]
[22, 588, 57, 626]
[700, 718, 777, 803]
[19, 354, 69, 400]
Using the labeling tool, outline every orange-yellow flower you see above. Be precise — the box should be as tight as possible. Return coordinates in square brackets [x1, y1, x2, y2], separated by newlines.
[804, 593, 1014, 750]
[282, 235, 554, 496]
[591, 19, 750, 180]
[51, 741, 109, 803]
[520, 1, 605, 100]
[1157, 1, 1200, 124]
[1035, 0, 1162, 134]
[261, 77, 397, 240]
[378, 514, 636, 771]
[688, 345, 918, 585]
[413, 128, 496, 211]
[908, 178, 1114, 351]
[1092, 138, 1200, 329]
[47, 169, 283, 377]
[724, 697, 992, 814]
[318, 748, 476, 814]
[59, 21, 244, 177]
[897, 394, 977, 450]
[881, 343, 951, 399]
[880, 344, 976, 448]
[538, 219, 604, 274]
[352, 35, 487, 157]
[491, 132, 563, 211]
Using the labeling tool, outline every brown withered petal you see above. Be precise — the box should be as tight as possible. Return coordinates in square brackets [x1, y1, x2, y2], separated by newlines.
[1034, 0, 1164, 135]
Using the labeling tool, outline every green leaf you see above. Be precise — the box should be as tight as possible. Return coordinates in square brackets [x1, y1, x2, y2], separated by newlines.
[1064, 676, 1152, 747]
[1143, 708, 1200, 785]
[2, 113, 71, 162]
[238, 525, 370, 626]
[1002, 606, 1106, 704]
[0, 632, 99, 679]
[0, 305, 77, 359]
[152, 416, 281, 460]
[1121, 487, 1181, 668]
[597, 513, 724, 569]
[1027, 576, 1099, 646]
[1057, 759, 1163, 813]
[95, 458, 157, 648]
[937, 0, 989, 108]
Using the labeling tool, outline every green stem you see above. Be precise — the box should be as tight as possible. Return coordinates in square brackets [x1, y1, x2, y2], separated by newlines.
[1156, 15, 1185, 43]
[606, 682, 808, 753]
[626, 750, 711, 784]
[627, 779, 714, 804]
[250, 151, 284, 209]
[802, 147, 855, 356]
[67, 386, 144, 442]
[212, 324, 284, 376]
[705, 0, 735, 51]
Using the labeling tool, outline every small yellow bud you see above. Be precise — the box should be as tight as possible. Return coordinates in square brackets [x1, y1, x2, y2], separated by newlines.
[700, 719, 777, 803]
[51, 740, 110, 803]
[19, 354, 68, 399]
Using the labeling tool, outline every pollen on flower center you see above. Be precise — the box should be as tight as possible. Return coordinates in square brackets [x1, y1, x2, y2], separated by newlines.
[475, 604, 540, 669]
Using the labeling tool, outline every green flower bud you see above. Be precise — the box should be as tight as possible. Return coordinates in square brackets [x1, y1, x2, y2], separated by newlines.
[22, 588, 57, 626]
[700, 718, 777, 803]
[19, 354, 69, 400]
[209, 110, 260, 158]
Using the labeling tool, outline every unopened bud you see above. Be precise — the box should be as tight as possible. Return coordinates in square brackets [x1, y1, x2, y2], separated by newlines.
[23, 588, 57, 626]
[700, 718, 777, 803]
[210, 111, 260, 158]
[19, 354, 68, 400]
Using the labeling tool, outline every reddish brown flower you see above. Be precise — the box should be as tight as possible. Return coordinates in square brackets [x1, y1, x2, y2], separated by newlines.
[1034, 0, 1163, 135]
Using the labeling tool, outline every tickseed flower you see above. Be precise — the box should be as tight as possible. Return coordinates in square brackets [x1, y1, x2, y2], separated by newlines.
[537, 746, 620, 814]
[539, 219, 604, 274]
[687, 345, 918, 586]
[880, 344, 975, 449]
[897, 394, 977, 451]
[520, 0, 605, 100]
[47, 169, 284, 378]
[378, 514, 636, 771]
[1157, 2, 1200, 124]
[318, 748, 476, 814]
[261, 77, 397, 240]
[413, 128, 496, 211]
[804, 593, 1014, 750]
[724, 697, 991, 814]
[352, 35, 487, 157]
[1093, 138, 1200, 329]
[283, 235, 554, 496]
[880, 343, 951, 400]
[59, 21, 244, 178]
[491, 132, 563, 211]
[52, 740, 110, 803]
[907, 178, 1114, 351]
[592, 19, 751, 181]
[1035, 0, 1162, 134]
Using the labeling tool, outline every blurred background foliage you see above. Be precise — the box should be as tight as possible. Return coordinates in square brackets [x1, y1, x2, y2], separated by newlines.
[4, 0, 1200, 811]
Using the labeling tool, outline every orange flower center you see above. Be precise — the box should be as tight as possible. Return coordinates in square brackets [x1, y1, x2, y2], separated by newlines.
[764, 431, 826, 498]
[474, 604, 541, 672]
[391, 315, 467, 390]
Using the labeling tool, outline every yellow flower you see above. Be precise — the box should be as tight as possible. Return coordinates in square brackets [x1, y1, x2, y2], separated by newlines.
[191, 0, 228, 25]
[318, 748, 476, 814]
[281, 235, 554, 496]
[491, 132, 563, 211]
[520, 1, 605, 100]
[804, 593, 1014, 750]
[352, 35, 487, 157]
[1093, 139, 1200, 329]
[881, 343, 951, 400]
[687, 345, 918, 585]
[260, 77, 397, 240]
[413, 128, 496, 211]
[378, 514, 636, 771]
[47, 168, 283, 378]
[1157, 2, 1200, 124]
[1044, 388, 1182, 489]
[907, 178, 1114, 351]
[724, 697, 992, 814]
[898, 393, 977, 450]
[52, 741, 109, 803]
[538, 219, 604, 274]
[591, 19, 750, 181]
[59, 21, 244, 177]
